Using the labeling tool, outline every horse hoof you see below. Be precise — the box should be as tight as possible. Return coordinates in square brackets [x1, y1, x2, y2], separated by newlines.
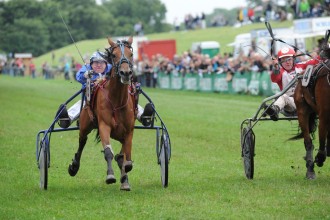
[306, 171, 316, 180]
[68, 163, 79, 176]
[119, 174, 130, 191]
[123, 160, 133, 173]
[105, 174, 116, 184]
[115, 154, 123, 169]
[315, 151, 326, 167]
[120, 182, 131, 191]
[316, 161, 324, 167]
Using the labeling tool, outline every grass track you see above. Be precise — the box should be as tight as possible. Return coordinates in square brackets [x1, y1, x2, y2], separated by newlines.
[1, 75, 330, 219]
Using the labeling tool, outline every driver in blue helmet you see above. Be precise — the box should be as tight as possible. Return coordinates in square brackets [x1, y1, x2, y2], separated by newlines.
[58, 51, 154, 128]
[76, 51, 112, 87]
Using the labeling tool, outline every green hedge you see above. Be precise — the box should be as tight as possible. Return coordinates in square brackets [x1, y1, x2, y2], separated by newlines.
[157, 71, 281, 96]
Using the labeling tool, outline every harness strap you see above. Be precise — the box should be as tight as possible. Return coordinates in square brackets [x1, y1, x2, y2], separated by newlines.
[100, 83, 130, 126]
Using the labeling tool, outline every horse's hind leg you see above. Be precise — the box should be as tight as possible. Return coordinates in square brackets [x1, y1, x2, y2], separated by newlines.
[119, 135, 134, 191]
[304, 138, 315, 179]
[68, 133, 87, 176]
[68, 109, 93, 176]
[300, 117, 315, 179]
[315, 117, 327, 167]
[119, 153, 131, 191]
[327, 132, 330, 157]
[325, 115, 330, 157]
[114, 152, 133, 190]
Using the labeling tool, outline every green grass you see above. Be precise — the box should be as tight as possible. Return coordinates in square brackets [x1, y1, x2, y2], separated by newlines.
[1, 75, 330, 219]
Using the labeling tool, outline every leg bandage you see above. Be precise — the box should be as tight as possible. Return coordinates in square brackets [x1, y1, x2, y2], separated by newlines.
[105, 144, 114, 157]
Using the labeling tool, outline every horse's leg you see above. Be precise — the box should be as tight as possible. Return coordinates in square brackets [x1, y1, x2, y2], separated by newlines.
[327, 130, 330, 157]
[98, 121, 116, 184]
[114, 151, 124, 170]
[295, 84, 315, 179]
[299, 115, 315, 179]
[315, 115, 327, 167]
[323, 107, 330, 157]
[298, 112, 315, 178]
[68, 108, 93, 176]
[119, 133, 134, 191]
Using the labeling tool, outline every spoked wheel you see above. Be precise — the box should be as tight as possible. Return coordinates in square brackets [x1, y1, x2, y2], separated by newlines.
[241, 127, 255, 179]
[158, 129, 170, 187]
[38, 136, 49, 190]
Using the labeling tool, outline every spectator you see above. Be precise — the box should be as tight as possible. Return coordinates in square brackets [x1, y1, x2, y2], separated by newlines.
[248, 8, 255, 22]
[64, 61, 70, 80]
[200, 12, 206, 29]
[134, 21, 143, 36]
[42, 61, 51, 79]
[265, 2, 272, 21]
[299, 0, 310, 18]
[173, 17, 180, 31]
[29, 60, 36, 78]
[143, 58, 152, 87]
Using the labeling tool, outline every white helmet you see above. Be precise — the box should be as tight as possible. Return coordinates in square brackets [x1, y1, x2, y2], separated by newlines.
[90, 51, 106, 64]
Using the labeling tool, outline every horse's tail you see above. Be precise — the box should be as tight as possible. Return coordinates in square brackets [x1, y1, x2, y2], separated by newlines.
[95, 128, 101, 143]
[288, 112, 318, 140]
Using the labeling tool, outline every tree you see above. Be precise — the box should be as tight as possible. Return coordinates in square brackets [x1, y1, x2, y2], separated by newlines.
[0, 0, 171, 56]
[103, 0, 169, 36]
[2, 18, 49, 56]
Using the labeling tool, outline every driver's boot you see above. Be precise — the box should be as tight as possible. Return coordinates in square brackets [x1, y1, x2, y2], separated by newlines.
[265, 105, 280, 121]
[57, 104, 71, 128]
[57, 100, 81, 128]
[137, 103, 154, 126]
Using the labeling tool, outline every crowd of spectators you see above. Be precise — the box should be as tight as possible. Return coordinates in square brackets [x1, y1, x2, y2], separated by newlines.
[173, 12, 206, 31]
[0, 44, 321, 89]
[2, 0, 328, 85]
[236, 0, 330, 25]
[133, 45, 320, 88]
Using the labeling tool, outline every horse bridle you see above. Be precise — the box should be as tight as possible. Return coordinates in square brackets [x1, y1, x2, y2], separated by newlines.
[106, 41, 133, 79]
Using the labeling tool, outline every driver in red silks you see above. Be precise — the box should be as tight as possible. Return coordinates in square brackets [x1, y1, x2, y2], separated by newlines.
[265, 47, 321, 121]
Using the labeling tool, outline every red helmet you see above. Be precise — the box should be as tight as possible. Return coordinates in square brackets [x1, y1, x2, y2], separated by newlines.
[277, 47, 295, 59]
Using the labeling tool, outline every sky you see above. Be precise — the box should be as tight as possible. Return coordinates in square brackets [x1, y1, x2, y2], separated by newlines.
[160, 0, 247, 23]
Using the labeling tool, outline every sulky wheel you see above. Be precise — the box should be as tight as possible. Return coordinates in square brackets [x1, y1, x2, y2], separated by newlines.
[241, 127, 255, 179]
[39, 136, 49, 190]
[159, 130, 170, 187]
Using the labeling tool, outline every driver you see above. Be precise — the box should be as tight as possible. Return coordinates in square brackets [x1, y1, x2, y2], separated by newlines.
[265, 47, 321, 121]
[58, 51, 154, 128]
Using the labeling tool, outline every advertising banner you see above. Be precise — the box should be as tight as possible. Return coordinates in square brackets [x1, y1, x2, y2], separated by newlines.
[156, 71, 277, 96]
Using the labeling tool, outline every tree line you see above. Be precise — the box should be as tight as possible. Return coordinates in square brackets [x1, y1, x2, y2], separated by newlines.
[0, 0, 170, 57]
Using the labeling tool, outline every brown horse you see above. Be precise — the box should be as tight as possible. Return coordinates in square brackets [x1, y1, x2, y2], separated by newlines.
[68, 37, 136, 190]
[293, 41, 330, 179]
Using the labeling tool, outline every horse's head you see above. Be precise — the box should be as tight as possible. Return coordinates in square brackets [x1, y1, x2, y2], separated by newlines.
[105, 37, 134, 84]
[320, 43, 330, 60]
[319, 30, 330, 60]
